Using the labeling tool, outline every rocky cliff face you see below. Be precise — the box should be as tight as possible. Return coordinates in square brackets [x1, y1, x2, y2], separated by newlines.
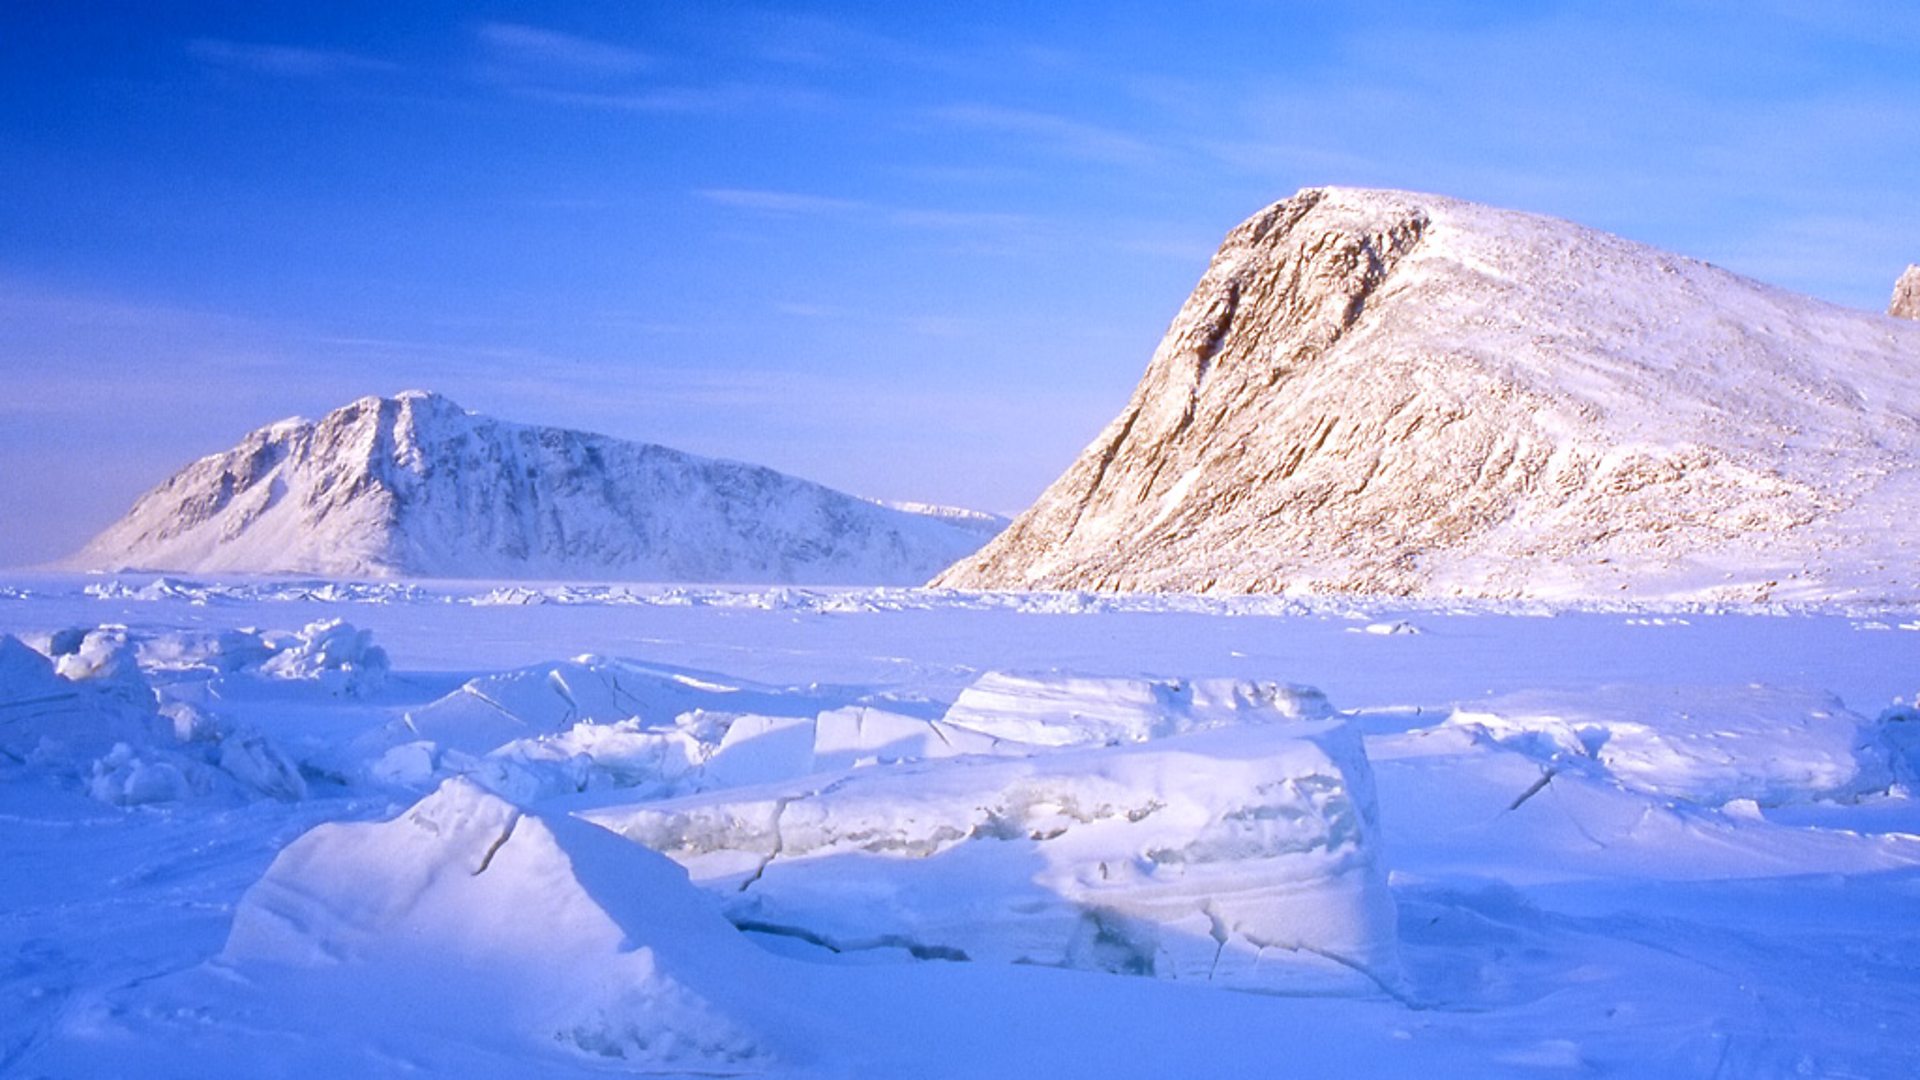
[1893, 265, 1920, 320]
[935, 188, 1920, 602]
[70, 391, 995, 583]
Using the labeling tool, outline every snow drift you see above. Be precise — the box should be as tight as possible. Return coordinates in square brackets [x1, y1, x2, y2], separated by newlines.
[936, 187, 1920, 602]
[66, 390, 995, 584]
[1444, 684, 1887, 807]
[221, 778, 778, 1070]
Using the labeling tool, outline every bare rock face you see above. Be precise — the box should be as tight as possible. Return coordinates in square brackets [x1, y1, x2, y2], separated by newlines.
[935, 188, 1920, 602]
[1893, 265, 1920, 320]
[70, 391, 994, 583]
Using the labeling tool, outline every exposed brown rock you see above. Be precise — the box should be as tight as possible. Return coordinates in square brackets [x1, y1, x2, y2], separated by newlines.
[934, 188, 1920, 601]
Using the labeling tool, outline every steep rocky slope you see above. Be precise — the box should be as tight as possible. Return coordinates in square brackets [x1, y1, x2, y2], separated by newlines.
[69, 392, 994, 583]
[936, 187, 1920, 602]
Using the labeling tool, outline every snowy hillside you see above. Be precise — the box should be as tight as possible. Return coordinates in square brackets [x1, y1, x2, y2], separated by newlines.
[937, 187, 1920, 602]
[876, 500, 1012, 541]
[65, 391, 996, 584]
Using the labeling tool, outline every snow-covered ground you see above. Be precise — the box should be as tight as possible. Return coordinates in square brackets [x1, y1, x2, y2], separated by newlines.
[4, 572, 1919, 1076]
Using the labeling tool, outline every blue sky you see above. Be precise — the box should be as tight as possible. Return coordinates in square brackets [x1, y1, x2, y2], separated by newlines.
[2, 2, 1917, 566]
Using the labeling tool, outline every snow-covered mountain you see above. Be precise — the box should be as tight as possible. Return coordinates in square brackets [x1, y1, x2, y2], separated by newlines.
[875, 500, 1012, 541]
[67, 391, 997, 583]
[936, 187, 1920, 602]
[1894, 265, 1920, 320]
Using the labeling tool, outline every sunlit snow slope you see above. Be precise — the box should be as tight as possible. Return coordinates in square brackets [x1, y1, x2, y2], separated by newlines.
[66, 391, 994, 583]
[937, 187, 1920, 601]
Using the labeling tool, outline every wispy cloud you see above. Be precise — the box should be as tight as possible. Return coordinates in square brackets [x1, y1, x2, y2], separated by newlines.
[891, 207, 1032, 230]
[773, 302, 846, 319]
[699, 188, 870, 216]
[697, 187, 1038, 233]
[1198, 138, 1385, 183]
[697, 185, 1211, 267]
[928, 104, 1162, 166]
[515, 82, 829, 115]
[767, 301, 979, 339]
[475, 22, 651, 76]
[186, 38, 397, 78]
[1698, 213, 1920, 307]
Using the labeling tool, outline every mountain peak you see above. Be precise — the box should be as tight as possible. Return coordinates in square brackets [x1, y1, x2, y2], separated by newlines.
[69, 396, 996, 584]
[935, 189, 1920, 602]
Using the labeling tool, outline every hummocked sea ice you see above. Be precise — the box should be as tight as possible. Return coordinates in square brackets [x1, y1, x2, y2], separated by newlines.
[584, 713, 1399, 995]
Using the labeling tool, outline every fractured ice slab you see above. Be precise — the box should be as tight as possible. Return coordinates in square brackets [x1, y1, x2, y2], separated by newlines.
[582, 716, 1398, 995]
[812, 704, 1002, 768]
[942, 672, 1334, 747]
[370, 655, 1010, 799]
[1445, 684, 1886, 806]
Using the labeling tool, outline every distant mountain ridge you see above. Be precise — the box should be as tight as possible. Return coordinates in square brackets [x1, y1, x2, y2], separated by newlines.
[936, 187, 1920, 602]
[68, 391, 997, 584]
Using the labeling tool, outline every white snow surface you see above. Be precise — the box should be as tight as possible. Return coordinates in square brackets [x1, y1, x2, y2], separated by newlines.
[5, 574, 1920, 1076]
[941, 670, 1333, 746]
[1445, 684, 1885, 807]
[215, 777, 778, 1071]
[64, 390, 997, 584]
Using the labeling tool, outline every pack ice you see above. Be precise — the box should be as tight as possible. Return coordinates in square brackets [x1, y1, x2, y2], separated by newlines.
[266, 655, 1401, 994]
[581, 674, 1398, 994]
[0, 620, 382, 806]
[11, 582, 1920, 1076]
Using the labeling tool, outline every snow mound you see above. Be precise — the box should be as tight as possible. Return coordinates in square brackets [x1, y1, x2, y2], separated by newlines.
[395, 657, 739, 755]
[224, 778, 776, 1070]
[586, 718, 1397, 995]
[942, 672, 1334, 748]
[1445, 684, 1885, 806]
[133, 626, 279, 672]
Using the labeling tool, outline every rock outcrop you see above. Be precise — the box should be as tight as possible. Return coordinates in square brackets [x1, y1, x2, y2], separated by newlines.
[1893, 265, 1920, 320]
[935, 188, 1920, 602]
[69, 391, 995, 583]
